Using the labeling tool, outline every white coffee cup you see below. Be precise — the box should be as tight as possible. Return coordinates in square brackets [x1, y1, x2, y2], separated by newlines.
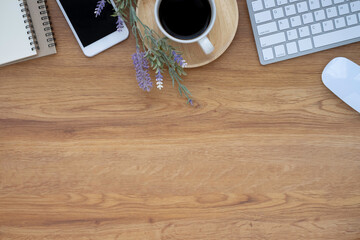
[154, 0, 216, 55]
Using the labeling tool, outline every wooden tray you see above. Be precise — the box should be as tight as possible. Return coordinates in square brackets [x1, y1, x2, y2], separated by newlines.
[136, 0, 239, 68]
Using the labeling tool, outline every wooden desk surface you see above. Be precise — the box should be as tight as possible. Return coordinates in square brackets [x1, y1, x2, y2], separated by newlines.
[1, 1, 359, 239]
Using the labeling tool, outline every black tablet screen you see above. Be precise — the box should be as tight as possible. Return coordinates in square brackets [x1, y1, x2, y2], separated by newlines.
[59, 0, 117, 47]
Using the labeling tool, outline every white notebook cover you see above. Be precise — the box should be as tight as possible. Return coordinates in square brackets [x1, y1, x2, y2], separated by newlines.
[0, 0, 37, 65]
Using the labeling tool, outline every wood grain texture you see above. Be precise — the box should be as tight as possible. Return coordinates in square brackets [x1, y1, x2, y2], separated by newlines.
[1, 1, 360, 239]
[137, 0, 239, 68]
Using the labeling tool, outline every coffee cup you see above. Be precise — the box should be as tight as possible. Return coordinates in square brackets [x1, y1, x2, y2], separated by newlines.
[154, 0, 216, 55]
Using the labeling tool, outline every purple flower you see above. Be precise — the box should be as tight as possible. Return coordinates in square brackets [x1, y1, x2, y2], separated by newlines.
[172, 50, 187, 68]
[94, 0, 106, 17]
[132, 49, 152, 92]
[116, 16, 124, 32]
[155, 71, 163, 90]
[188, 99, 193, 105]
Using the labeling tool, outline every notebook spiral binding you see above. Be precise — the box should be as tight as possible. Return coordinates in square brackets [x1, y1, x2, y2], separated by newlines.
[36, 0, 56, 47]
[19, 0, 38, 51]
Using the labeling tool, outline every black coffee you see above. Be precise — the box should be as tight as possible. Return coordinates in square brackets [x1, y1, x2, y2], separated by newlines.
[159, 0, 211, 40]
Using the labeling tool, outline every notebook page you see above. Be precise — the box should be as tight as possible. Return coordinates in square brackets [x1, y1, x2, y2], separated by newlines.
[0, 0, 37, 65]
[1, 0, 57, 66]
[18, 0, 57, 59]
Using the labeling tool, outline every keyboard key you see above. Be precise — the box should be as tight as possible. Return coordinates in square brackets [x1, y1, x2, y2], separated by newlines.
[278, 18, 290, 30]
[285, 4, 296, 16]
[252, 0, 264, 12]
[262, 48, 274, 60]
[286, 42, 298, 54]
[338, 4, 350, 15]
[334, 0, 344, 3]
[286, 29, 298, 40]
[315, 10, 326, 21]
[299, 26, 310, 37]
[290, 16, 302, 27]
[313, 25, 360, 47]
[298, 38, 313, 51]
[260, 32, 286, 47]
[264, 0, 276, 8]
[277, 0, 288, 5]
[321, 0, 332, 7]
[350, 1, 360, 12]
[274, 45, 286, 57]
[302, 13, 314, 24]
[257, 22, 278, 35]
[346, 14, 358, 25]
[322, 20, 334, 31]
[255, 10, 272, 23]
[297, 2, 308, 13]
[334, 17, 346, 28]
[273, 7, 285, 19]
[326, 7, 338, 18]
[289, 0, 300, 2]
[311, 23, 322, 34]
[309, 0, 320, 10]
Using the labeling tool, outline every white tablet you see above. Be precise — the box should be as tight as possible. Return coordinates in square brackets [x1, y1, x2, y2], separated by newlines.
[56, 0, 129, 57]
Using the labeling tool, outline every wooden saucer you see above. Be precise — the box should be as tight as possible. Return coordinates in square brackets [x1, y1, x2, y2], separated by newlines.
[136, 0, 239, 68]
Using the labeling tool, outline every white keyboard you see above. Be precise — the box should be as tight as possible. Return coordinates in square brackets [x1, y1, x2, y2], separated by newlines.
[247, 0, 360, 65]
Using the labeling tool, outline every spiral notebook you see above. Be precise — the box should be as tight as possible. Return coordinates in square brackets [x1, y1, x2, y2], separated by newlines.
[0, 0, 56, 67]
[0, 0, 37, 65]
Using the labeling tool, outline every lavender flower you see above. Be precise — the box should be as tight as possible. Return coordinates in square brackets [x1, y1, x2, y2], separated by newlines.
[172, 50, 187, 68]
[155, 71, 163, 90]
[132, 49, 152, 92]
[116, 16, 124, 32]
[94, 0, 106, 17]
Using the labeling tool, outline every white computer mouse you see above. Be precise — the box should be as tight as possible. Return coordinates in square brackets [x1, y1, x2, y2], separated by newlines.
[322, 57, 360, 113]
